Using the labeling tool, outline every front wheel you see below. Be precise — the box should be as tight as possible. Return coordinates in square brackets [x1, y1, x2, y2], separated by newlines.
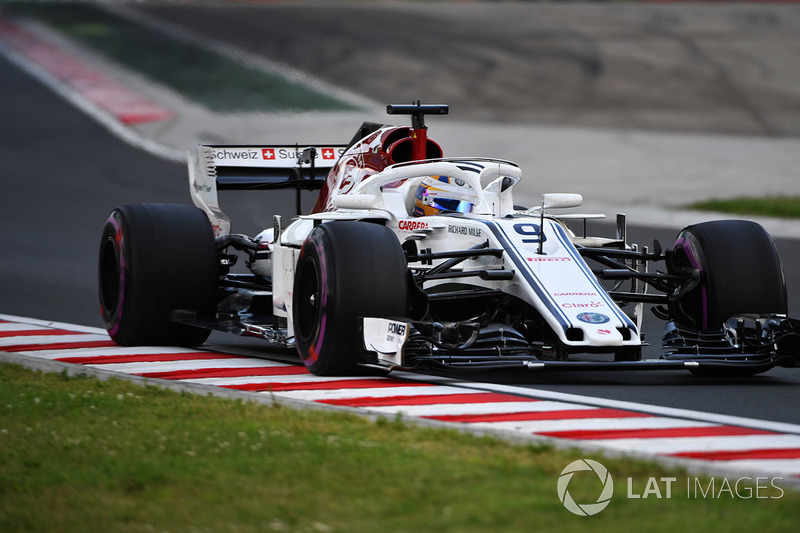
[98, 203, 218, 346]
[671, 219, 787, 330]
[292, 221, 408, 375]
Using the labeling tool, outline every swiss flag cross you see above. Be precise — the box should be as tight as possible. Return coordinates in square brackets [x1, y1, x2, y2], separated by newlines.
[322, 148, 335, 160]
[262, 148, 275, 160]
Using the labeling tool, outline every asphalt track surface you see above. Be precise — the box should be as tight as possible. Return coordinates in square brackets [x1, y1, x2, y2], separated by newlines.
[2, 49, 800, 427]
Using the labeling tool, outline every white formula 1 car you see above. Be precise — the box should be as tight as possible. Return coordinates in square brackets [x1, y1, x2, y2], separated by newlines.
[98, 104, 800, 376]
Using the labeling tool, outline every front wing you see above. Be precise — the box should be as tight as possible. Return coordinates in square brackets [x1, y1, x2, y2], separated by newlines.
[361, 315, 800, 373]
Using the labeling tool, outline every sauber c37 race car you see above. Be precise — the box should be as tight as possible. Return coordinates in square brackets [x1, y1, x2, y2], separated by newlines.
[98, 103, 800, 376]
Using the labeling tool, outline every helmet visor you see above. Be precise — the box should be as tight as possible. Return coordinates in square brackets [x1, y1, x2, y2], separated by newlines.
[432, 198, 474, 214]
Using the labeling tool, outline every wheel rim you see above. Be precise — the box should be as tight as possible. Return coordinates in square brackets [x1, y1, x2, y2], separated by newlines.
[99, 236, 120, 316]
[295, 256, 322, 342]
[672, 232, 707, 328]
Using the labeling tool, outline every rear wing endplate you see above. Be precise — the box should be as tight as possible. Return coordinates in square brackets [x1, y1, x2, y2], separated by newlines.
[188, 144, 347, 236]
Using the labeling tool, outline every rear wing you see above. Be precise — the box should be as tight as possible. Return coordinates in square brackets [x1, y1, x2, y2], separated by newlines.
[188, 144, 347, 236]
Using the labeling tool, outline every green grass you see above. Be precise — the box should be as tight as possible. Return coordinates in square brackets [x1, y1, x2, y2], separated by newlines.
[1, 363, 798, 533]
[687, 197, 800, 219]
[6, 2, 359, 113]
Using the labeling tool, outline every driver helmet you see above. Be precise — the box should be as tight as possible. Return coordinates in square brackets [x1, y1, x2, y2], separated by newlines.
[413, 175, 479, 216]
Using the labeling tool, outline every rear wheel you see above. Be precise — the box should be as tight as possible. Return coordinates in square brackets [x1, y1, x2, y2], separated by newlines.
[98, 204, 218, 346]
[671, 219, 786, 330]
[293, 221, 408, 375]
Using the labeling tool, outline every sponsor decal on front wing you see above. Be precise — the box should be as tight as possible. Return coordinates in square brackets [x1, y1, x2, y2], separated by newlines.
[362, 318, 410, 367]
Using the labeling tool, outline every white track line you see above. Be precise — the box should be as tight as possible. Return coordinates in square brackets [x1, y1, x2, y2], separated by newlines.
[276, 385, 483, 402]
[181, 374, 376, 387]
[0, 313, 108, 334]
[362, 400, 596, 418]
[473, 417, 717, 434]
[20, 346, 221, 360]
[590, 434, 800, 455]
[0, 323, 52, 332]
[392, 371, 800, 436]
[0, 333, 109, 347]
[85, 358, 292, 374]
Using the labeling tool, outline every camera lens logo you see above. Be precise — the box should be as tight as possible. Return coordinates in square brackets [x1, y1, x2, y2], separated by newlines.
[557, 459, 614, 516]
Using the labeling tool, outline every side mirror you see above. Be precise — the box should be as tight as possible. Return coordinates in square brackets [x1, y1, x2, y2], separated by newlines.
[333, 194, 381, 210]
[542, 193, 582, 209]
